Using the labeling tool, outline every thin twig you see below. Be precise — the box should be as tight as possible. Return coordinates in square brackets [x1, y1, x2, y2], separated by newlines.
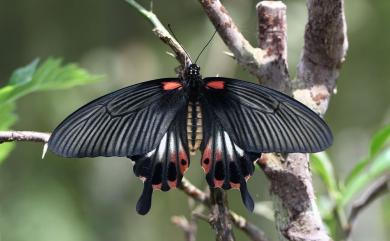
[0, 131, 50, 144]
[125, 0, 191, 69]
[230, 211, 270, 241]
[197, 0, 265, 80]
[346, 174, 390, 235]
[209, 188, 235, 241]
[178, 177, 210, 206]
[171, 216, 197, 241]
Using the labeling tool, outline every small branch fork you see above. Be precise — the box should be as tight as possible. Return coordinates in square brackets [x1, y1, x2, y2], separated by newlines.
[125, 0, 191, 69]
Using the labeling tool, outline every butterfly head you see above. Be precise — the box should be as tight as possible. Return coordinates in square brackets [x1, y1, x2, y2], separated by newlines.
[187, 64, 201, 78]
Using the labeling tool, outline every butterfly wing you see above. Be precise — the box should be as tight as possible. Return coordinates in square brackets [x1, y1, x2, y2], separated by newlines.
[48, 78, 189, 215]
[131, 108, 190, 214]
[200, 104, 258, 211]
[49, 78, 187, 157]
[201, 77, 332, 154]
[199, 77, 333, 211]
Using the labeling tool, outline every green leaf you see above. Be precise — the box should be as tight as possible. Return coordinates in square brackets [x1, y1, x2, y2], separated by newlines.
[346, 123, 390, 185]
[0, 143, 15, 164]
[370, 123, 390, 157]
[0, 58, 101, 164]
[340, 149, 390, 205]
[8, 59, 39, 85]
[311, 152, 340, 200]
[0, 102, 17, 163]
[0, 102, 17, 130]
[0, 58, 100, 104]
[344, 157, 369, 186]
[30, 58, 100, 91]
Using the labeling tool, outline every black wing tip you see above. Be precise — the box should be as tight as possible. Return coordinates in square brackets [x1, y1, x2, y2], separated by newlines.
[136, 181, 153, 215]
[240, 182, 254, 212]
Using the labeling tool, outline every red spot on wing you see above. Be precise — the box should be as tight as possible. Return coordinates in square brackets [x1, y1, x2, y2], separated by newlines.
[214, 179, 224, 188]
[178, 142, 189, 174]
[201, 139, 213, 173]
[230, 182, 240, 189]
[162, 81, 182, 90]
[206, 80, 225, 89]
[168, 181, 177, 189]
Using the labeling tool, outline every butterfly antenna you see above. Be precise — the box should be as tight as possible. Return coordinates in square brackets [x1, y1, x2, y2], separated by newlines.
[194, 27, 218, 64]
[167, 24, 193, 63]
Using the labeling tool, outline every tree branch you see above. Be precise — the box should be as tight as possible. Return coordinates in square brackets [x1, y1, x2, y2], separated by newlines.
[256, 1, 290, 92]
[179, 178, 269, 241]
[294, 0, 348, 115]
[171, 216, 197, 241]
[258, 1, 348, 241]
[125, 0, 191, 69]
[346, 174, 390, 235]
[178, 177, 210, 206]
[0, 131, 50, 144]
[198, 0, 267, 82]
[230, 211, 269, 241]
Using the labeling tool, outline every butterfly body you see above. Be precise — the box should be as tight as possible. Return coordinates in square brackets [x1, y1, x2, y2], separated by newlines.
[49, 63, 332, 215]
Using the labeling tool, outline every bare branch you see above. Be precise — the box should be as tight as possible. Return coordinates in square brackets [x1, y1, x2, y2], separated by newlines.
[125, 0, 191, 69]
[198, 0, 266, 81]
[209, 188, 235, 241]
[178, 178, 210, 206]
[257, 1, 290, 92]
[171, 216, 197, 241]
[0, 131, 50, 144]
[294, 0, 348, 115]
[256, 0, 348, 240]
[230, 211, 270, 241]
[346, 174, 390, 235]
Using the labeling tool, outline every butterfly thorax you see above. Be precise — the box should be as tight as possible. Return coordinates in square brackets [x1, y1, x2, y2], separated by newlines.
[184, 64, 203, 155]
[184, 64, 203, 96]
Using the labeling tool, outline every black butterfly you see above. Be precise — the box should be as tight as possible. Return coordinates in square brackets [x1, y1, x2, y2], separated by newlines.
[48, 63, 332, 215]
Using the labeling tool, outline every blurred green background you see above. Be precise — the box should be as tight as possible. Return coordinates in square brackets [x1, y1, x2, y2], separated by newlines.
[0, 0, 389, 241]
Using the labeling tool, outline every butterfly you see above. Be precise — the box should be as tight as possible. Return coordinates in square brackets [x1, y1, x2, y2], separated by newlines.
[48, 63, 332, 215]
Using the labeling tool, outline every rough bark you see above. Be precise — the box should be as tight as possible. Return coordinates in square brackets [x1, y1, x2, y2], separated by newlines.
[258, 1, 348, 241]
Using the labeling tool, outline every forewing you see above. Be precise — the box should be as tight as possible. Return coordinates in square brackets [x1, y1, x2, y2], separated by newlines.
[202, 77, 333, 153]
[48, 78, 187, 158]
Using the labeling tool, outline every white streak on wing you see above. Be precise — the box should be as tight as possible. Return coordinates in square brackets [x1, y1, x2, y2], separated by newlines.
[223, 131, 234, 160]
[157, 133, 168, 160]
[234, 144, 244, 157]
[216, 130, 222, 152]
[169, 132, 175, 153]
[146, 148, 156, 158]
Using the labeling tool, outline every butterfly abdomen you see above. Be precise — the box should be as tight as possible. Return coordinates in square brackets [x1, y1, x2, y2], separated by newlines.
[187, 101, 203, 155]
